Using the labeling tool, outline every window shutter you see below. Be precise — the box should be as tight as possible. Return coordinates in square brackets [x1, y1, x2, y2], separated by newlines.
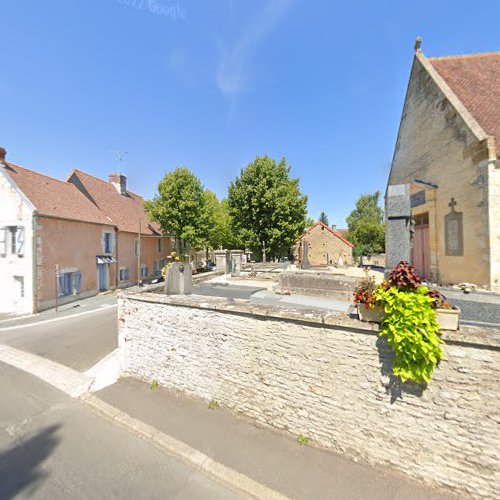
[0, 229, 6, 257]
[16, 227, 25, 256]
[75, 272, 82, 294]
[58, 274, 65, 297]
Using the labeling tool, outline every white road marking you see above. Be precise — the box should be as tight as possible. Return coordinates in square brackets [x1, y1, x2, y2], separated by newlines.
[0, 304, 118, 332]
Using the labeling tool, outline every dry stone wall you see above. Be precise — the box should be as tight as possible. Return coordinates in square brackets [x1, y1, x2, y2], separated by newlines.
[119, 293, 500, 499]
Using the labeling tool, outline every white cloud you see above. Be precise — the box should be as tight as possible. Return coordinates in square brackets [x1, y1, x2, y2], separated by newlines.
[216, 0, 291, 96]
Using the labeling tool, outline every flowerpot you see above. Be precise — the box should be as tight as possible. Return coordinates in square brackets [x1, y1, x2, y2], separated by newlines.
[357, 304, 385, 323]
[436, 307, 460, 331]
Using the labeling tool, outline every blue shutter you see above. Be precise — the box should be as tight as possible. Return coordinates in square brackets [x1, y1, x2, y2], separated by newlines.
[58, 274, 65, 296]
[75, 272, 82, 294]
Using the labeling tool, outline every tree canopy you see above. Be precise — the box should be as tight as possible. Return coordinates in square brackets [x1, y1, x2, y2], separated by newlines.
[227, 155, 308, 258]
[144, 167, 207, 252]
[201, 191, 241, 250]
[319, 211, 329, 226]
[346, 191, 385, 257]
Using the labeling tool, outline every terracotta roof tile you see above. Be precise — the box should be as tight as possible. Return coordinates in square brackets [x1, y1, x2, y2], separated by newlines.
[429, 52, 500, 155]
[67, 169, 161, 235]
[3, 162, 113, 225]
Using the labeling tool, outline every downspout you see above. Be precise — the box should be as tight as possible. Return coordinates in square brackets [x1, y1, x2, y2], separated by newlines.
[115, 226, 119, 289]
[32, 211, 38, 313]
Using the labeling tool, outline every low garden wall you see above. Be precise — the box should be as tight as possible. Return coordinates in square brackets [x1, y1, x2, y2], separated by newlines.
[118, 290, 500, 499]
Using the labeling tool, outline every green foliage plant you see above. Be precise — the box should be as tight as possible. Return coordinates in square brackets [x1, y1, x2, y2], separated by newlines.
[296, 434, 310, 446]
[208, 399, 219, 411]
[375, 284, 444, 384]
[149, 379, 159, 391]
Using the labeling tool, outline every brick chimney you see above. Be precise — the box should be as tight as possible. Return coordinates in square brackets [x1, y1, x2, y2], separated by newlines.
[109, 173, 127, 196]
[0, 147, 6, 164]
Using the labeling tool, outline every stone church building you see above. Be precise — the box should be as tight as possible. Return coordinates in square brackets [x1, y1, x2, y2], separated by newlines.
[294, 220, 353, 267]
[388, 40, 500, 290]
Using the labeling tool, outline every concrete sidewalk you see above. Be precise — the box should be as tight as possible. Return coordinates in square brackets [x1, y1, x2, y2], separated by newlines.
[97, 378, 459, 500]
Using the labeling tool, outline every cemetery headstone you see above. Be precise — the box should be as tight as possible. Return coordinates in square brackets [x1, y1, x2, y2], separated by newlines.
[165, 261, 193, 295]
[229, 250, 243, 276]
[301, 241, 310, 269]
[214, 249, 229, 273]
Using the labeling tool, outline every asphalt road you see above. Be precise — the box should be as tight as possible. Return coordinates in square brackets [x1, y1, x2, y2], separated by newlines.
[0, 361, 247, 500]
[0, 306, 118, 371]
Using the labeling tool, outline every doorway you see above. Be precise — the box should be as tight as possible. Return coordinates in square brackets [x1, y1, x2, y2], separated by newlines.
[412, 213, 430, 279]
[98, 264, 108, 292]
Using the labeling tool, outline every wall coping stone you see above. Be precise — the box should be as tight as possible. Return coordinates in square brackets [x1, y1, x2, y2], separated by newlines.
[119, 289, 500, 351]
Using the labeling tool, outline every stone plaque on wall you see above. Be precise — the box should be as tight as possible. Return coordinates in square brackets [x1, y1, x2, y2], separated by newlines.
[445, 198, 463, 256]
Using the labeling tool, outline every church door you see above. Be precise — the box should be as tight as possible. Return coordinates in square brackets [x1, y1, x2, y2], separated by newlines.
[412, 222, 430, 280]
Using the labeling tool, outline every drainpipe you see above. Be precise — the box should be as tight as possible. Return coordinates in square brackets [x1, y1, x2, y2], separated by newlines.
[32, 211, 39, 313]
[115, 226, 119, 289]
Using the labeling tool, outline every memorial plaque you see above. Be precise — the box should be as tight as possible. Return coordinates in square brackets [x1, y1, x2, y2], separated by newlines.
[445, 198, 463, 256]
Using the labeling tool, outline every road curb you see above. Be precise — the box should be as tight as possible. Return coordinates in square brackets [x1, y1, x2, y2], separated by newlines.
[82, 393, 290, 500]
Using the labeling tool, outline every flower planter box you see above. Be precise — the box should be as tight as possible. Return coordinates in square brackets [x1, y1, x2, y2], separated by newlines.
[357, 304, 385, 323]
[436, 307, 460, 331]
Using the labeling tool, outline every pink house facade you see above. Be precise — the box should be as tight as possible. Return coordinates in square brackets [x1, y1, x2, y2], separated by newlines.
[0, 148, 170, 314]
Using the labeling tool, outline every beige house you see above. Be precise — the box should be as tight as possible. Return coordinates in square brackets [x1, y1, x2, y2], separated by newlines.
[388, 41, 500, 290]
[0, 147, 170, 314]
[294, 220, 353, 267]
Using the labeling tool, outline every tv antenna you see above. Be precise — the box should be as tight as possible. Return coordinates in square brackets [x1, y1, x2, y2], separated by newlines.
[110, 150, 128, 175]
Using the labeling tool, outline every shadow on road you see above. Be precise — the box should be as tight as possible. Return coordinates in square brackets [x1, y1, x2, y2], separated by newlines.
[0, 424, 61, 499]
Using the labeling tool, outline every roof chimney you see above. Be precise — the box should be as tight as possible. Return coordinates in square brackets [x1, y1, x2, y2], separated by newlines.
[0, 147, 6, 164]
[332, 225, 337, 230]
[109, 173, 127, 196]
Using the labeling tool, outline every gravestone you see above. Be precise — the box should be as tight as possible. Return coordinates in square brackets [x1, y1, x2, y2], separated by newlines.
[301, 241, 310, 269]
[229, 250, 243, 276]
[214, 249, 229, 273]
[445, 197, 464, 256]
[385, 184, 412, 274]
[165, 262, 193, 295]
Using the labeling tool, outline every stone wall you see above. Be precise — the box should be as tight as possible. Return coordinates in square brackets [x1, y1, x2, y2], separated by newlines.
[119, 292, 500, 499]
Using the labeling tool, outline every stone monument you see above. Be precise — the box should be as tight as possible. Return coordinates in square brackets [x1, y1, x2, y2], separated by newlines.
[165, 261, 193, 295]
[385, 184, 412, 274]
[301, 241, 310, 269]
[445, 197, 463, 256]
[214, 249, 229, 273]
[229, 250, 243, 276]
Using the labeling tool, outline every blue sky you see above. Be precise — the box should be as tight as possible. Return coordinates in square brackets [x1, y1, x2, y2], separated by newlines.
[2, 1, 499, 227]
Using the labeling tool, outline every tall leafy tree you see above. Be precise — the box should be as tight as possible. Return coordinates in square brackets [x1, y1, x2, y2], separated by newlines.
[228, 155, 308, 259]
[201, 191, 241, 251]
[346, 191, 385, 257]
[144, 167, 207, 253]
[319, 211, 329, 226]
[304, 216, 315, 228]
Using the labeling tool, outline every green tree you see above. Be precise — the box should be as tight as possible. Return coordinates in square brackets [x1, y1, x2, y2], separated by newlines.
[144, 167, 207, 253]
[304, 216, 315, 228]
[228, 155, 308, 259]
[319, 211, 329, 226]
[346, 192, 385, 257]
[201, 191, 241, 251]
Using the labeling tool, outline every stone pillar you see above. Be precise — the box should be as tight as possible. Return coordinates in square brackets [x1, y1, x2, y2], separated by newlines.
[301, 241, 310, 269]
[229, 250, 243, 276]
[214, 249, 229, 274]
[385, 184, 412, 274]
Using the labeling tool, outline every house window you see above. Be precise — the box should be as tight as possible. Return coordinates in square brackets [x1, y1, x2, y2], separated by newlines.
[1, 226, 25, 257]
[134, 239, 139, 257]
[119, 268, 129, 281]
[140, 265, 148, 278]
[158, 238, 163, 253]
[103, 232, 113, 254]
[57, 270, 82, 297]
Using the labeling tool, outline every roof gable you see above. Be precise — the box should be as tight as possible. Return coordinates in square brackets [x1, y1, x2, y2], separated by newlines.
[296, 220, 354, 247]
[67, 169, 161, 235]
[428, 52, 500, 157]
[3, 163, 112, 225]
